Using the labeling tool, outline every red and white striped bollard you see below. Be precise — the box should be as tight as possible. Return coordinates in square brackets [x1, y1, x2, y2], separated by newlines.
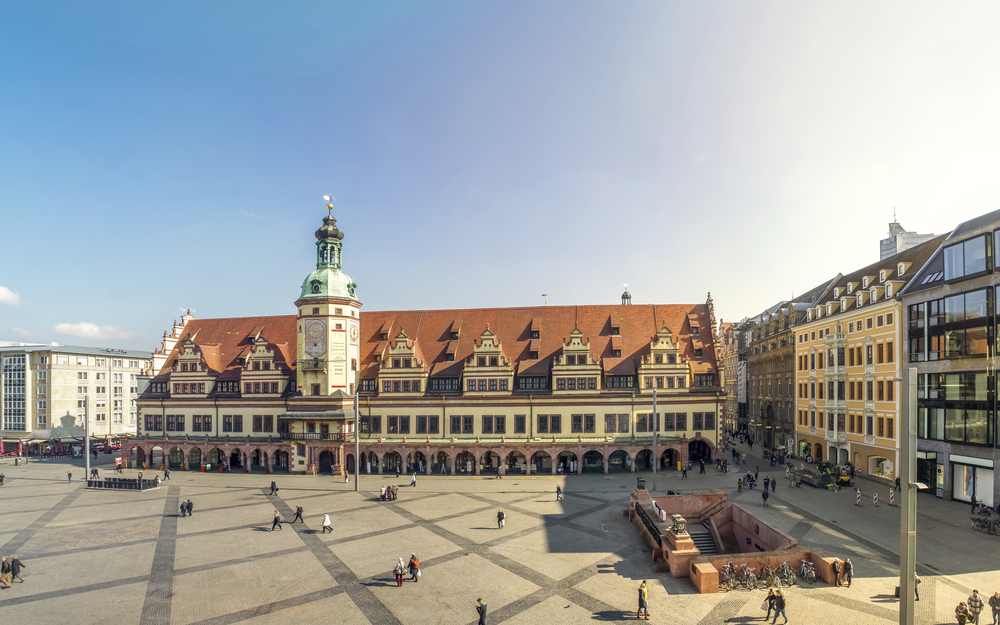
[889, 489, 894, 506]
[873, 493, 878, 506]
[856, 489, 861, 506]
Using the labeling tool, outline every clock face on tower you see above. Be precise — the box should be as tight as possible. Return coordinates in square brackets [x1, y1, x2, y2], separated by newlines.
[304, 319, 327, 358]
[349, 321, 359, 345]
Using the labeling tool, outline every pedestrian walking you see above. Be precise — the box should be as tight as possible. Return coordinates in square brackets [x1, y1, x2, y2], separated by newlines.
[762, 490, 769, 506]
[392, 484, 399, 500]
[556, 485, 562, 501]
[0, 557, 10, 588]
[764, 589, 777, 621]
[0, 473, 5, 486]
[269, 480, 278, 495]
[9, 556, 25, 583]
[743, 452, 747, 464]
[380, 485, 387, 501]
[394, 558, 405, 587]
[843, 558, 853, 587]
[186, 500, 193, 515]
[497, 508, 506, 529]
[322, 513, 332, 533]
[637, 580, 649, 620]
[164, 468, 170, 481]
[408, 553, 420, 582]
[958, 602, 972, 625]
[292, 505, 304, 523]
[755, 466, 759, 480]
[395, 464, 400, 478]
[970, 590, 985, 625]
[271, 510, 283, 532]
[476, 598, 488, 625]
[411, 473, 417, 487]
[67, 471, 72, 484]
[764, 476, 770, 490]
[771, 478, 776, 492]
[771, 589, 787, 624]
[832, 559, 842, 586]
[699, 459, 705, 475]
[989, 591, 1000, 625]
[737, 478, 742, 493]
[681, 466, 688, 480]
[179, 500, 188, 517]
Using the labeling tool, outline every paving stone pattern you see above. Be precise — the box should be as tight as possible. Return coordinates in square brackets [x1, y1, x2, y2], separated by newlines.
[0, 447, 992, 624]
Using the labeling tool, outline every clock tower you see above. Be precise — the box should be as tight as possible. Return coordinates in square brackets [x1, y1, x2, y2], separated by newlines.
[294, 206, 362, 397]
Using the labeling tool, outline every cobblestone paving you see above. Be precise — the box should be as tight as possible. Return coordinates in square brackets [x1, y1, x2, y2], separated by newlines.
[0, 448, 993, 624]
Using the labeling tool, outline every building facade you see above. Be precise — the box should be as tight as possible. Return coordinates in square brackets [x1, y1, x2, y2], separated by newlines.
[900, 209, 1000, 506]
[0, 345, 152, 452]
[131, 211, 725, 476]
[880, 221, 937, 261]
[793, 236, 944, 478]
[718, 322, 737, 434]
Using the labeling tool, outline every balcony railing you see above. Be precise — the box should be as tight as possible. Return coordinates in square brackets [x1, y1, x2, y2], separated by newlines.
[299, 360, 326, 371]
[283, 432, 346, 442]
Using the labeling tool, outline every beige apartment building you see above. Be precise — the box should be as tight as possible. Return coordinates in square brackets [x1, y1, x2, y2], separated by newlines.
[0, 345, 152, 452]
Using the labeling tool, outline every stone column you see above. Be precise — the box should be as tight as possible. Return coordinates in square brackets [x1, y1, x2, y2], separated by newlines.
[603, 455, 609, 475]
[450, 453, 456, 475]
[552, 454, 558, 475]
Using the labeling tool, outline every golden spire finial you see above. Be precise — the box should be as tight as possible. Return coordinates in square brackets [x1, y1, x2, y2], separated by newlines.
[323, 194, 335, 212]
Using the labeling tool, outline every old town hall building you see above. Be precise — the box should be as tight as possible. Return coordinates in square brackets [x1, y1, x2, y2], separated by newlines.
[130, 209, 724, 477]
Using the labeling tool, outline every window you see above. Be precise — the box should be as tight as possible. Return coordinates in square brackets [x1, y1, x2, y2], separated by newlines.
[645, 377, 653, 389]
[694, 374, 713, 387]
[663, 413, 675, 431]
[417, 416, 428, 434]
[588, 378, 597, 390]
[479, 380, 487, 391]
[877, 343, 884, 364]
[558, 379, 566, 390]
[604, 414, 616, 433]
[430, 378, 459, 391]
[887, 380, 894, 402]
[866, 381, 874, 401]
[867, 318, 873, 329]
[887, 341, 894, 363]
[489, 379, 497, 391]
[606, 375, 634, 389]
[584, 414, 595, 433]
[944, 235, 989, 280]
[500, 380, 508, 391]
[515, 415, 526, 433]
[463, 416, 473, 433]
[877, 381, 884, 401]
[385, 381, 393, 393]
[675, 413, 687, 430]
[517, 376, 547, 390]
[693, 413, 703, 429]
[538, 415, 549, 433]
[387, 417, 399, 434]
[866, 345, 873, 365]
[572, 414, 583, 433]
[494, 415, 505, 433]
[394, 381, 402, 392]
[451, 415, 462, 434]
[399, 416, 410, 434]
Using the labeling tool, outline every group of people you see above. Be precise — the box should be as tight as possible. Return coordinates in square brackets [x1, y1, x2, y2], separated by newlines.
[380, 485, 398, 501]
[393, 554, 421, 586]
[830, 558, 853, 587]
[955, 589, 993, 625]
[0, 556, 25, 588]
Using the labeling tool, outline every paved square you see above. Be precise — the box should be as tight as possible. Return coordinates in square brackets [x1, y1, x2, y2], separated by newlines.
[0, 447, 994, 624]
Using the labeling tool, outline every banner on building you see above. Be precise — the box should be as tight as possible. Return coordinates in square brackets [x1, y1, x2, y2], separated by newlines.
[737, 361, 747, 403]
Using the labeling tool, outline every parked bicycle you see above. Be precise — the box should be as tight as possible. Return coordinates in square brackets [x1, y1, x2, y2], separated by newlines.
[737, 564, 758, 590]
[798, 558, 817, 584]
[777, 560, 797, 586]
[972, 515, 997, 534]
[757, 564, 780, 588]
[719, 566, 736, 592]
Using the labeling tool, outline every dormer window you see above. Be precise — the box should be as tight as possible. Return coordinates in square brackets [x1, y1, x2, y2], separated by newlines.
[477, 357, 486, 367]
[807, 310, 813, 321]
[863, 278, 869, 288]
[841, 298, 847, 309]
[848, 283, 854, 294]
[253, 361, 260, 371]
[392, 358, 401, 368]
[826, 304, 832, 316]
[857, 294, 863, 306]
[529, 351, 539, 359]
[530, 330, 539, 339]
[446, 353, 455, 362]
[451, 331, 460, 340]
[611, 326, 620, 336]
[489, 357, 498, 366]
[690, 325, 699, 335]
[880, 271, 886, 281]
[403, 358, 411, 368]
[834, 288, 840, 298]
[871, 289, 878, 302]
[380, 333, 389, 341]
[886, 284, 893, 297]
[898, 263, 905, 275]
[612, 350, 622, 358]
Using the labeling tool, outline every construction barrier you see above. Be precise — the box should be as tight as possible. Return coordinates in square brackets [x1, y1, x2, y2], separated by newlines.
[873, 493, 879, 506]
[890, 489, 895, 506]
[856, 489, 861, 506]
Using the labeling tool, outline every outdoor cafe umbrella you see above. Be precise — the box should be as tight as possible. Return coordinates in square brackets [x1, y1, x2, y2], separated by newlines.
[56, 438, 62, 453]
[18, 438, 23, 456]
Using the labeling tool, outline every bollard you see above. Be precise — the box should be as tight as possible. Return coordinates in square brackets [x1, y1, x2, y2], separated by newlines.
[873, 493, 878, 506]
[889, 489, 894, 506]
[785, 467, 790, 477]
[856, 489, 861, 506]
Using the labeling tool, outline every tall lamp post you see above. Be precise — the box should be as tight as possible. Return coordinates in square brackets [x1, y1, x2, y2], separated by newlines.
[651, 389, 657, 492]
[898, 367, 917, 625]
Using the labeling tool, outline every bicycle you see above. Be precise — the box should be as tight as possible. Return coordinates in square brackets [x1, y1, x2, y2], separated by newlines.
[737, 564, 758, 590]
[718, 567, 736, 592]
[757, 564, 780, 588]
[798, 558, 817, 584]
[777, 560, 797, 586]
[972, 516, 994, 534]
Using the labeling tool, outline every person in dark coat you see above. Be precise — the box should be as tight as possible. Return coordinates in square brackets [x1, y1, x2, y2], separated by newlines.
[764, 476, 770, 490]
[476, 598, 488, 625]
[10, 556, 25, 583]
[762, 490, 769, 506]
[270, 481, 278, 495]
[179, 500, 187, 517]
[186, 500, 193, 515]
[164, 468, 170, 481]
[292, 505, 304, 523]
[771, 589, 787, 624]
[1, 473, 5, 485]
[0, 557, 10, 588]
[771, 478, 776, 492]
[764, 589, 777, 621]
[497, 509, 506, 529]
[832, 559, 842, 586]
[556, 486, 562, 501]
[843, 558, 853, 587]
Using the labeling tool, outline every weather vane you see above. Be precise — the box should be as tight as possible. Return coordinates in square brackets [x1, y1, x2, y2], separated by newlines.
[323, 194, 335, 213]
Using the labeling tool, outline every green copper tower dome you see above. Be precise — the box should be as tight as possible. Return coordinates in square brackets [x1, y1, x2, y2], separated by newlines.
[299, 211, 359, 302]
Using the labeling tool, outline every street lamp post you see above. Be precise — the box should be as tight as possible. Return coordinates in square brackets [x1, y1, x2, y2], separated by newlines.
[652, 389, 657, 492]
[899, 367, 917, 625]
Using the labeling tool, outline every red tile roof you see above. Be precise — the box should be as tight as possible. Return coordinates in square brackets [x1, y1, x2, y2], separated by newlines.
[155, 304, 717, 382]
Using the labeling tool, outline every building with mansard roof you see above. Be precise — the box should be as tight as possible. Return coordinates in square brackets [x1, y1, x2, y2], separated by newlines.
[131, 210, 724, 477]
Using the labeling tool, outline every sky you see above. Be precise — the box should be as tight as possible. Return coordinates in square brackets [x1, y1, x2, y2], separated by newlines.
[2, 1, 1000, 351]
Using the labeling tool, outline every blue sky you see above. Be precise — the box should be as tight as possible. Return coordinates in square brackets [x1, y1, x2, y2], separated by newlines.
[3, 2, 1000, 350]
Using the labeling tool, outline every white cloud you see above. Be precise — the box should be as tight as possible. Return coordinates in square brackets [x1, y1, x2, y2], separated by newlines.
[0, 286, 20, 306]
[54, 322, 138, 342]
[7, 327, 34, 337]
[239, 210, 263, 218]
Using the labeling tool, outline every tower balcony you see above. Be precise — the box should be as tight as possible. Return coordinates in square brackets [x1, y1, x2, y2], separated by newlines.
[300, 359, 327, 371]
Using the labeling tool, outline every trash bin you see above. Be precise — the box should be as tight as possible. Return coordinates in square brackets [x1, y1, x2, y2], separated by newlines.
[14, 458, 19, 466]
